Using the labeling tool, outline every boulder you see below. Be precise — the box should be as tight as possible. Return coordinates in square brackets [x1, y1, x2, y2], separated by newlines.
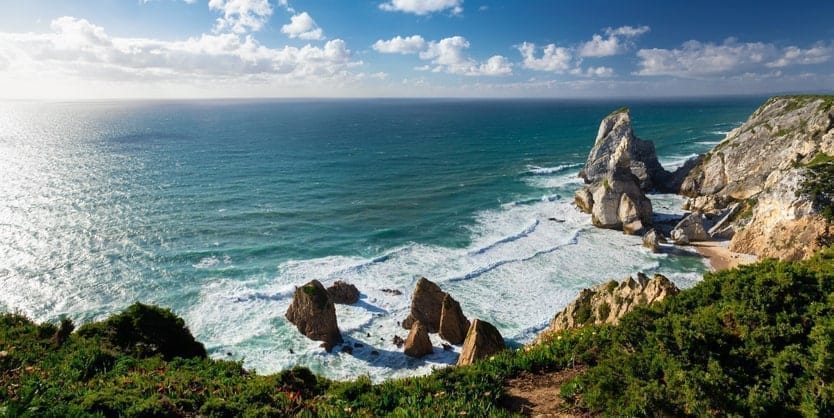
[581, 168, 653, 231]
[403, 321, 433, 358]
[438, 294, 470, 345]
[579, 108, 669, 191]
[326, 281, 360, 304]
[574, 187, 593, 213]
[642, 229, 661, 253]
[285, 280, 343, 352]
[671, 212, 710, 244]
[457, 319, 505, 366]
[402, 277, 446, 332]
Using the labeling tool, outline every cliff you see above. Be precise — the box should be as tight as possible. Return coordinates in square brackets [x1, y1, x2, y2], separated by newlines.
[681, 95, 834, 260]
[534, 273, 678, 344]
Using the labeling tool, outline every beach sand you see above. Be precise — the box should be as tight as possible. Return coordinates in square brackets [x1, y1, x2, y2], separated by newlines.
[690, 241, 758, 272]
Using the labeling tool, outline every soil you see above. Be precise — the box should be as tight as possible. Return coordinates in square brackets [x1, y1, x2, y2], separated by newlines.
[501, 367, 594, 417]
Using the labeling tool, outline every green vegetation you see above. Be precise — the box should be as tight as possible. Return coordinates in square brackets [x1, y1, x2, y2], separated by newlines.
[798, 153, 834, 222]
[5, 249, 834, 416]
[607, 106, 629, 117]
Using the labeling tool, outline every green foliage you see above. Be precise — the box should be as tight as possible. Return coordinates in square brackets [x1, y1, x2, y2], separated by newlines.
[76, 303, 206, 360]
[597, 302, 611, 321]
[5, 248, 834, 416]
[574, 302, 593, 326]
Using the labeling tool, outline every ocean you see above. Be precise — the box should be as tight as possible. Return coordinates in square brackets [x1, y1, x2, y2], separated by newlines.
[0, 97, 762, 381]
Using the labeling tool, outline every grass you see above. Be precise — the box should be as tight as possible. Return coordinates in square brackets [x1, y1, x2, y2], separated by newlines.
[4, 249, 834, 416]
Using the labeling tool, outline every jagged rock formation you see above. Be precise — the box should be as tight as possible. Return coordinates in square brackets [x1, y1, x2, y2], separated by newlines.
[439, 294, 470, 345]
[285, 280, 343, 352]
[670, 212, 709, 245]
[535, 273, 678, 344]
[457, 319, 505, 366]
[579, 108, 669, 191]
[403, 321, 433, 358]
[680, 96, 834, 260]
[326, 281, 360, 304]
[402, 278, 470, 345]
[575, 109, 658, 233]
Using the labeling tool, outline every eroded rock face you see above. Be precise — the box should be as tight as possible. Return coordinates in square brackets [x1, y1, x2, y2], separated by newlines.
[457, 319, 505, 366]
[326, 281, 360, 304]
[642, 229, 661, 253]
[439, 294, 470, 345]
[576, 168, 653, 232]
[670, 212, 710, 244]
[579, 108, 669, 191]
[535, 273, 679, 343]
[402, 277, 446, 332]
[403, 321, 433, 358]
[680, 96, 834, 260]
[285, 280, 343, 352]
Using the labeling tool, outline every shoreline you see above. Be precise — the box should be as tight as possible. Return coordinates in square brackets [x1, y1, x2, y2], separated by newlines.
[690, 240, 757, 272]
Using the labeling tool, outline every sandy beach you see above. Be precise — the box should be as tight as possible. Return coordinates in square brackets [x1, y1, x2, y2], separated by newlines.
[690, 241, 758, 271]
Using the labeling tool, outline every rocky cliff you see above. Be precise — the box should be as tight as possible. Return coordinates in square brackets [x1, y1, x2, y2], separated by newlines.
[534, 273, 678, 344]
[681, 96, 834, 260]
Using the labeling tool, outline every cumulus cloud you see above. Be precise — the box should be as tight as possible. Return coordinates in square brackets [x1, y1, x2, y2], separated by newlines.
[0, 17, 359, 84]
[209, 0, 273, 34]
[418, 36, 511, 76]
[281, 12, 324, 40]
[373, 35, 426, 54]
[379, 0, 463, 15]
[517, 42, 573, 72]
[636, 39, 833, 77]
[579, 25, 649, 57]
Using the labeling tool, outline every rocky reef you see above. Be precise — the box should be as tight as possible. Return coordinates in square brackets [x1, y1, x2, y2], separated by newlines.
[680, 96, 834, 260]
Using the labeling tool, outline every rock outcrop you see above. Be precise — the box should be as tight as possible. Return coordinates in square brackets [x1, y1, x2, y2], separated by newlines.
[457, 319, 505, 366]
[642, 228, 662, 253]
[535, 273, 678, 343]
[575, 167, 653, 233]
[438, 294, 470, 345]
[326, 281, 360, 304]
[670, 212, 710, 244]
[579, 108, 669, 191]
[402, 278, 470, 345]
[403, 321, 433, 358]
[285, 280, 343, 352]
[680, 96, 834, 260]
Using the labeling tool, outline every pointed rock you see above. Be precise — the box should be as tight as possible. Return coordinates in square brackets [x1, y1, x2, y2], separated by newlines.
[439, 294, 470, 345]
[403, 321, 433, 358]
[285, 280, 343, 352]
[402, 277, 445, 332]
[457, 319, 505, 366]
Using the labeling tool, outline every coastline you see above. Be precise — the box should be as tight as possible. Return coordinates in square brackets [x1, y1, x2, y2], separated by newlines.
[690, 240, 757, 272]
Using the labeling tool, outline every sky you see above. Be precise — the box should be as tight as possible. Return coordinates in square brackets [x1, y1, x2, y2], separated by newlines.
[0, 0, 832, 99]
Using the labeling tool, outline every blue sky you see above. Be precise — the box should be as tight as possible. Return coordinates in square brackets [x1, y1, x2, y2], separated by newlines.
[0, 0, 832, 99]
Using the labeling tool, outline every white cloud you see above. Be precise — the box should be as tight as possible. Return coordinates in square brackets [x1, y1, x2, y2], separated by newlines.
[281, 12, 324, 40]
[574, 66, 614, 77]
[379, 0, 463, 15]
[418, 36, 511, 76]
[209, 0, 273, 34]
[517, 42, 572, 72]
[0, 17, 359, 85]
[373, 35, 426, 54]
[579, 25, 649, 57]
[636, 39, 833, 77]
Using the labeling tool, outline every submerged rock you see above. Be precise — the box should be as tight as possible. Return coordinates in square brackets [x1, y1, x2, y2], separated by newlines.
[404, 321, 433, 358]
[285, 280, 343, 352]
[326, 280, 360, 304]
[457, 319, 505, 366]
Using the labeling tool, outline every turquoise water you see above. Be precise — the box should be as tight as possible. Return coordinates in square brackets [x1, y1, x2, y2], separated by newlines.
[0, 98, 761, 380]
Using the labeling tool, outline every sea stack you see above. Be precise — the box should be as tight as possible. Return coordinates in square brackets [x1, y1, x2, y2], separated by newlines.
[285, 280, 343, 352]
[457, 319, 505, 366]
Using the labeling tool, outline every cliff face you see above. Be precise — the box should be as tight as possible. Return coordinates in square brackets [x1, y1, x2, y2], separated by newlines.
[681, 96, 834, 260]
[534, 273, 678, 344]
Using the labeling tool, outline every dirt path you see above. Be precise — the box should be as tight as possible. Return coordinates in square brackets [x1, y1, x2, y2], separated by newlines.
[501, 367, 592, 417]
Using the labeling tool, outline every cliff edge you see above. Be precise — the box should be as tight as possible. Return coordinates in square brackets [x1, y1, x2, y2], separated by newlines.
[680, 95, 834, 260]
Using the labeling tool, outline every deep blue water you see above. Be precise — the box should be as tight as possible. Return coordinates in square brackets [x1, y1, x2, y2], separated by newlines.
[0, 97, 763, 380]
